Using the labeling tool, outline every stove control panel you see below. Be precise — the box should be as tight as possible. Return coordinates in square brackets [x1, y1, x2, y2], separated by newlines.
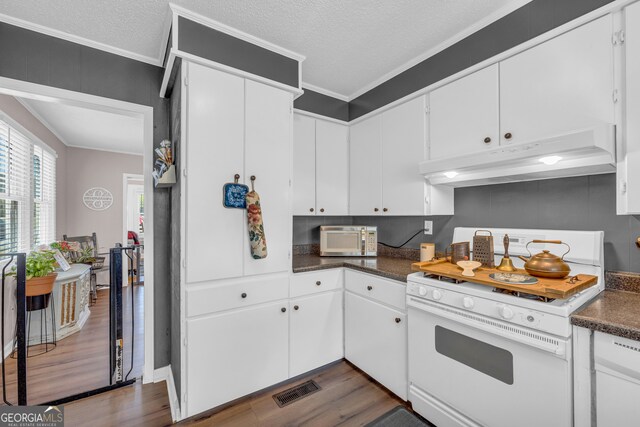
[407, 281, 568, 337]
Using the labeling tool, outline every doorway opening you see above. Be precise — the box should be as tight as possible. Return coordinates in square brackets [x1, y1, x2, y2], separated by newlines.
[0, 76, 154, 405]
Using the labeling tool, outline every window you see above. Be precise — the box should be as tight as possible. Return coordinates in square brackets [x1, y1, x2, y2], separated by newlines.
[0, 118, 56, 254]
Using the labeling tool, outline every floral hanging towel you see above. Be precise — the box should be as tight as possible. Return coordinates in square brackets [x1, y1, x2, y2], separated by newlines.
[246, 190, 267, 259]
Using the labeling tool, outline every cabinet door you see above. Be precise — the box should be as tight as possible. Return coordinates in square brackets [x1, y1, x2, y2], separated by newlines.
[430, 64, 499, 159]
[344, 292, 407, 400]
[381, 96, 427, 215]
[500, 16, 614, 145]
[290, 291, 344, 377]
[623, 2, 640, 214]
[316, 120, 349, 215]
[244, 79, 292, 276]
[185, 62, 245, 283]
[349, 115, 382, 215]
[186, 300, 289, 417]
[293, 114, 316, 215]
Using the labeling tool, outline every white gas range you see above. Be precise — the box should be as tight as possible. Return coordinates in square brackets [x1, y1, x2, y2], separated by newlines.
[407, 227, 604, 427]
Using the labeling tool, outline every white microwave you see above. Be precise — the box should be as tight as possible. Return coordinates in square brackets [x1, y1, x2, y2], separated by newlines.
[320, 226, 377, 257]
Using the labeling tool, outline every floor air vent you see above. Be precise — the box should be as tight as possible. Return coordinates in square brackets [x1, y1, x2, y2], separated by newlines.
[273, 380, 321, 407]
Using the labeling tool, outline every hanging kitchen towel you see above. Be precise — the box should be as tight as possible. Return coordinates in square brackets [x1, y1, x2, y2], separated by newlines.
[246, 176, 267, 259]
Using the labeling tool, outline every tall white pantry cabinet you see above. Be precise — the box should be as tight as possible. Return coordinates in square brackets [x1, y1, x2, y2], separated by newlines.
[179, 61, 293, 417]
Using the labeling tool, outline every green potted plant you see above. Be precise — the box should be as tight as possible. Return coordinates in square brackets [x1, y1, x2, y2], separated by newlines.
[9, 250, 58, 297]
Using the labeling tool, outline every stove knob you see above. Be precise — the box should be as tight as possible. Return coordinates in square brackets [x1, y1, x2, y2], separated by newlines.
[418, 286, 427, 296]
[432, 289, 443, 300]
[500, 306, 514, 320]
[463, 297, 474, 309]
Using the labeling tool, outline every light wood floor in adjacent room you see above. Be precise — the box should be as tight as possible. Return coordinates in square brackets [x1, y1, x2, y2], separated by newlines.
[0, 285, 144, 405]
[64, 360, 408, 426]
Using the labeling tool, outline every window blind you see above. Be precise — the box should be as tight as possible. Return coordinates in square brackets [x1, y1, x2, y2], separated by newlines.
[0, 118, 56, 254]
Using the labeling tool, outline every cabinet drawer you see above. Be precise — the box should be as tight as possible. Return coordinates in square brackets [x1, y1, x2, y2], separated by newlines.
[186, 275, 289, 317]
[345, 270, 405, 311]
[290, 269, 343, 298]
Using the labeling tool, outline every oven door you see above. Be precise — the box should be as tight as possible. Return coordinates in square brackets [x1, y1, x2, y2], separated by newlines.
[408, 297, 572, 427]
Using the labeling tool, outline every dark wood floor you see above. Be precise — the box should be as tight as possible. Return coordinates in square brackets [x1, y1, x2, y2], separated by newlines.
[63, 360, 408, 426]
[0, 285, 143, 405]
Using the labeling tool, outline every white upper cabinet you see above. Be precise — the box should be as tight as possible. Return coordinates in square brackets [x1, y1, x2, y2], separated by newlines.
[381, 96, 430, 215]
[184, 63, 292, 283]
[429, 64, 500, 159]
[350, 96, 453, 215]
[292, 114, 349, 216]
[185, 63, 245, 283]
[500, 15, 614, 145]
[244, 79, 292, 276]
[621, 2, 640, 214]
[315, 120, 349, 215]
[292, 114, 316, 215]
[349, 114, 383, 215]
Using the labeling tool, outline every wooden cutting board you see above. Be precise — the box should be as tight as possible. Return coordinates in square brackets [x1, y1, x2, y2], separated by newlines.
[411, 260, 598, 300]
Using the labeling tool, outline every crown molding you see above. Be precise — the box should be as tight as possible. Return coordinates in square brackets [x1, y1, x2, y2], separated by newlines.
[301, 83, 349, 102]
[0, 12, 162, 67]
[168, 3, 306, 62]
[347, 0, 534, 100]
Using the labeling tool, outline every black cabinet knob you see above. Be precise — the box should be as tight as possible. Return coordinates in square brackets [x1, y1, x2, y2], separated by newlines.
[395, 317, 402, 323]
[316, 281, 321, 286]
[374, 208, 379, 212]
[309, 208, 314, 212]
[294, 305, 299, 310]
[320, 208, 325, 213]
[504, 132, 512, 140]
[383, 208, 388, 212]
[241, 293, 247, 298]
[367, 285, 373, 291]
[484, 137, 491, 143]
[281, 307, 287, 313]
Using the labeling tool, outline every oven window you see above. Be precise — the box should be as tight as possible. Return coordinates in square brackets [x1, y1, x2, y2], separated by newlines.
[435, 325, 514, 385]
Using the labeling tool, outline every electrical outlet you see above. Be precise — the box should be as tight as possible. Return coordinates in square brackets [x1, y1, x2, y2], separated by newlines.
[424, 220, 433, 235]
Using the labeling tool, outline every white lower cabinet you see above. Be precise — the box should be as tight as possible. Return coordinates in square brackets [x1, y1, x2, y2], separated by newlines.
[344, 291, 407, 400]
[186, 300, 289, 417]
[290, 290, 344, 377]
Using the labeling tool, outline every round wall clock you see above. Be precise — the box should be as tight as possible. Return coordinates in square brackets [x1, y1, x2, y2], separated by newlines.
[83, 187, 113, 211]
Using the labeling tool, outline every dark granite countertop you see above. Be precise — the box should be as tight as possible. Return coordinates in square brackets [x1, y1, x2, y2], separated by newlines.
[292, 254, 417, 283]
[571, 290, 640, 342]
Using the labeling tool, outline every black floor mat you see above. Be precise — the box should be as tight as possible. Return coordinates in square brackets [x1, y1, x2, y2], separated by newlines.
[365, 406, 435, 427]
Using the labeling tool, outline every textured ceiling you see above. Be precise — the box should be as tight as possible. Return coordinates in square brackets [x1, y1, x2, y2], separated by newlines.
[0, 0, 530, 98]
[20, 98, 144, 155]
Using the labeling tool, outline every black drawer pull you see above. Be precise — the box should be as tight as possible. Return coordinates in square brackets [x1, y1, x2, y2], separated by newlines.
[367, 285, 373, 291]
[281, 307, 287, 313]
[316, 281, 321, 286]
[395, 317, 402, 323]
[241, 293, 247, 298]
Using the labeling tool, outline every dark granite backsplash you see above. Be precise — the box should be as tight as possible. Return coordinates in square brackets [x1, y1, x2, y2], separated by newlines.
[605, 271, 640, 294]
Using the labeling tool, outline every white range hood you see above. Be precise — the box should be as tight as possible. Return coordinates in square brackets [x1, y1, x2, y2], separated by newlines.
[420, 125, 616, 187]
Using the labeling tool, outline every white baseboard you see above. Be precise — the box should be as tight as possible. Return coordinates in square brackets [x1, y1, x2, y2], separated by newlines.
[154, 365, 181, 422]
[3, 339, 14, 360]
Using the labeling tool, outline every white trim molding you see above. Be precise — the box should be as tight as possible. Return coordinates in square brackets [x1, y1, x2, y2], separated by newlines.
[0, 12, 162, 67]
[168, 3, 306, 63]
[293, 108, 349, 125]
[154, 365, 181, 422]
[301, 83, 349, 102]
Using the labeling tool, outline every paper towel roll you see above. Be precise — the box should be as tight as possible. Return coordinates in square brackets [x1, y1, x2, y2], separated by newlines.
[420, 243, 435, 262]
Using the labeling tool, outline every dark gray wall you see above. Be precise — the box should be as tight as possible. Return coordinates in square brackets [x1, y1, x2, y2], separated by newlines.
[169, 67, 182, 400]
[293, 174, 640, 273]
[0, 22, 172, 368]
[293, 89, 349, 121]
[349, 0, 615, 120]
[178, 16, 299, 89]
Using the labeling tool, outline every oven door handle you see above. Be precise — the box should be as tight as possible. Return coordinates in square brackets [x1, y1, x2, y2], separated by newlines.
[408, 297, 569, 358]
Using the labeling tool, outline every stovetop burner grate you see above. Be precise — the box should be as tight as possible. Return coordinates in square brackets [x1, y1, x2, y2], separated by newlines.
[492, 287, 555, 303]
[422, 273, 466, 284]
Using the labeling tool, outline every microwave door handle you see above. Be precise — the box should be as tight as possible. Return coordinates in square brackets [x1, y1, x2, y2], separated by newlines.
[361, 230, 366, 256]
